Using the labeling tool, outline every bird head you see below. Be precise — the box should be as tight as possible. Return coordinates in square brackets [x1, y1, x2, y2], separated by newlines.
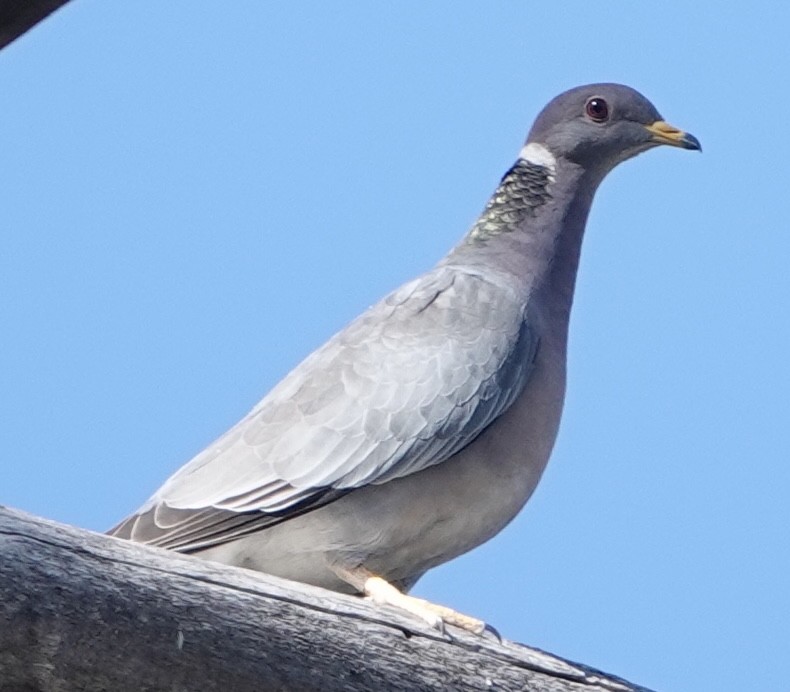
[526, 83, 701, 173]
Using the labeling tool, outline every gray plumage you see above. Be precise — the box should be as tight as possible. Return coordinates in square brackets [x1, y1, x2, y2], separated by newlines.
[111, 83, 699, 606]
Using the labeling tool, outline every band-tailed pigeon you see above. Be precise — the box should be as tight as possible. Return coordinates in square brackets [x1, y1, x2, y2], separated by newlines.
[110, 83, 700, 633]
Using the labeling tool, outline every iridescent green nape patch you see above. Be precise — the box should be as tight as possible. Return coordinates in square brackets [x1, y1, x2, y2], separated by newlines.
[467, 161, 552, 243]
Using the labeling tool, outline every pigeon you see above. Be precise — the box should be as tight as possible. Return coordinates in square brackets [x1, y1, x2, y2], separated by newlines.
[110, 83, 700, 633]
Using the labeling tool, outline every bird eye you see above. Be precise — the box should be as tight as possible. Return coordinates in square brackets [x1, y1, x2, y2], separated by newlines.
[585, 97, 609, 122]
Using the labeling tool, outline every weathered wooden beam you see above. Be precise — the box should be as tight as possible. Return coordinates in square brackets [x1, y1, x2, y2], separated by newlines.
[0, 0, 72, 51]
[0, 506, 651, 691]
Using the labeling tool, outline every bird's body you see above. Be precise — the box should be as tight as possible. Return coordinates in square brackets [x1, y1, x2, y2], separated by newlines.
[111, 84, 699, 630]
[196, 261, 566, 594]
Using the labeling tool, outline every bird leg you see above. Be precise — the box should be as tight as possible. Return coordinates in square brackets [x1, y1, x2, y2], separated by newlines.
[332, 565, 487, 634]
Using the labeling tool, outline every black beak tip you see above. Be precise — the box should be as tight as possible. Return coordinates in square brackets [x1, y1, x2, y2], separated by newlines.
[682, 132, 702, 152]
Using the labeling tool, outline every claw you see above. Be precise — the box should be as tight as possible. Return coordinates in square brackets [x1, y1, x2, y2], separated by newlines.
[481, 622, 502, 643]
[362, 575, 495, 637]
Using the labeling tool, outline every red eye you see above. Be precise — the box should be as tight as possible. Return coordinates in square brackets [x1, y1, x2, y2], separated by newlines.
[585, 97, 609, 122]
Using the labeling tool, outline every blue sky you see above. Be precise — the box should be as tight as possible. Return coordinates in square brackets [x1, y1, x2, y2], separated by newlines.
[2, 2, 788, 690]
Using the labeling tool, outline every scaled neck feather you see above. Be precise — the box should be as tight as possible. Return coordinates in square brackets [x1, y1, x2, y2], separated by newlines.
[445, 145, 602, 316]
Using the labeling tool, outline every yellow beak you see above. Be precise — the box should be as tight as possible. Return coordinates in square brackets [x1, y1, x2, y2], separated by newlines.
[645, 120, 702, 151]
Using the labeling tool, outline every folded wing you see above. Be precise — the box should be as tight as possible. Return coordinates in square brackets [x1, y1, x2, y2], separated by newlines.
[110, 266, 538, 550]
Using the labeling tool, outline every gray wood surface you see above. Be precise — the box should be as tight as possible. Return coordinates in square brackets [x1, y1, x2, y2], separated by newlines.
[0, 506, 653, 692]
[0, 0, 72, 51]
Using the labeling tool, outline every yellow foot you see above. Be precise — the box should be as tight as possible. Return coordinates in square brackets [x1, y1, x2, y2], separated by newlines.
[363, 576, 487, 635]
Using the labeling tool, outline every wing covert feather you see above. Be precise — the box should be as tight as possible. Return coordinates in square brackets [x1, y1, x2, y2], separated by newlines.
[113, 266, 538, 548]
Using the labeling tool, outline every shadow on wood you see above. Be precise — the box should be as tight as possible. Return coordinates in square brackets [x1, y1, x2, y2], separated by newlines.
[0, 506, 651, 692]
